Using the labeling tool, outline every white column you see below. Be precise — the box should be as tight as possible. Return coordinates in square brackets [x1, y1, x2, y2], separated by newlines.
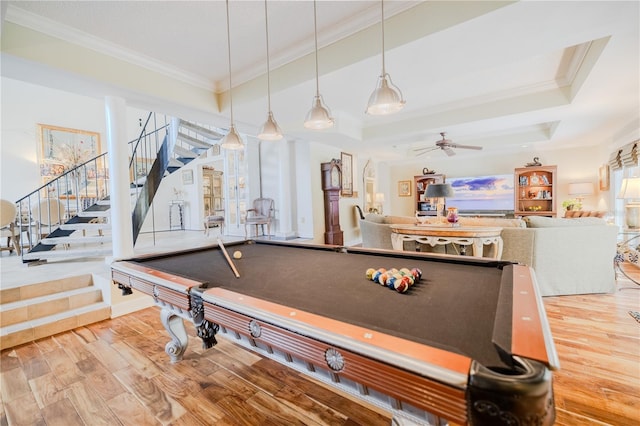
[105, 96, 134, 260]
[276, 139, 296, 239]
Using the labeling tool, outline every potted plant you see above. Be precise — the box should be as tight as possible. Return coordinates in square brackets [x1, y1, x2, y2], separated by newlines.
[562, 199, 582, 211]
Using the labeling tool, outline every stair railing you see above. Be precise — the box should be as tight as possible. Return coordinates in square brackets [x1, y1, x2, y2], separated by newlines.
[12, 112, 221, 262]
[14, 152, 111, 260]
[14, 113, 171, 261]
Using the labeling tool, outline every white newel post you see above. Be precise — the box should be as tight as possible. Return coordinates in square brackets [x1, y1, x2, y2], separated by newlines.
[105, 96, 134, 260]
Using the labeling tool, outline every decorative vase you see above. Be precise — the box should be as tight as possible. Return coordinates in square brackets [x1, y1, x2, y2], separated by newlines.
[446, 207, 459, 226]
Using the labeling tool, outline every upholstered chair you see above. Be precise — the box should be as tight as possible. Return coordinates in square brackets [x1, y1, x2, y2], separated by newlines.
[243, 198, 275, 239]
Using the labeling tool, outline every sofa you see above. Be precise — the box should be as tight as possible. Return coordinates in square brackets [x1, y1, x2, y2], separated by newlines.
[358, 214, 617, 296]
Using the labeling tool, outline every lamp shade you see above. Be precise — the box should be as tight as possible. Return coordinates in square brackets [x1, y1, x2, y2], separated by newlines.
[257, 111, 283, 141]
[304, 95, 334, 130]
[618, 177, 640, 200]
[425, 183, 455, 198]
[366, 74, 405, 115]
[375, 192, 385, 203]
[220, 124, 244, 150]
[568, 182, 594, 196]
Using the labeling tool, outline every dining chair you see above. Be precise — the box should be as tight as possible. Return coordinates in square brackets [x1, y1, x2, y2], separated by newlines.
[32, 198, 66, 241]
[0, 199, 20, 255]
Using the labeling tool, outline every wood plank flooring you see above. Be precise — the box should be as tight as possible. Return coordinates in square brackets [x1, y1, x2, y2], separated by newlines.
[1, 275, 639, 425]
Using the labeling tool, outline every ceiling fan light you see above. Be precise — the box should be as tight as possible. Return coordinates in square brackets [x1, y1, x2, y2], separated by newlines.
[258, 111, 283, 140]
[366, 73, 405, 115]
[304, 95, 334, 130]
[220, 124, 245, 150]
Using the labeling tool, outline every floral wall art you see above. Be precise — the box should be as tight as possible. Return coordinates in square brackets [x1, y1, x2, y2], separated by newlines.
[38, 124, 102, 196]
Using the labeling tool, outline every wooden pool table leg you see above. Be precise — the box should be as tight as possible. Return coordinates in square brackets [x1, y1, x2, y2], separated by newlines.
[160, 308, 188, 363]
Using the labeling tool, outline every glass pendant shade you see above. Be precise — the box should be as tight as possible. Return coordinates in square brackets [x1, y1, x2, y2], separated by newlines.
[220, 124, 244, 150]
[304, 95, 334, 130]
[221, 0, 243, 151]
[305, 0, 334, 131]
[258, 111, 283, 140]
[366, 73, 406, 115]
[258, 0, 283, 142]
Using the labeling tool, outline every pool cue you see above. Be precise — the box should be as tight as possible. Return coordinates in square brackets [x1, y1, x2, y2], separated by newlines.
[217, 238, 240, 278]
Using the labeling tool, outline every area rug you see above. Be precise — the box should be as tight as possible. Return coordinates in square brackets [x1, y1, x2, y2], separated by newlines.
[629, 311, 640, 324]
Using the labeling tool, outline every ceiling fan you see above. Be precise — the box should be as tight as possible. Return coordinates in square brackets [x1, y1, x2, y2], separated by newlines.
[413, 132, 483, 157]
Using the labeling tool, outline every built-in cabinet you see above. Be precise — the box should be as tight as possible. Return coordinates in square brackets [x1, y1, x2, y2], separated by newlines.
[414, 174, 445, 216]
[514, 165, 557, 217]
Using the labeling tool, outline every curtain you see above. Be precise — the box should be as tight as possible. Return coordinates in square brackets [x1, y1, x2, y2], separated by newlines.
[621, 142, 638, 167]
[610, 139, 640, 170]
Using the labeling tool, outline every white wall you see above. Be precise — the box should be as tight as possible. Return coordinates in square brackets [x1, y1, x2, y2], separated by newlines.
[294, 139, 314, 239]
[1, 77, 148, 202]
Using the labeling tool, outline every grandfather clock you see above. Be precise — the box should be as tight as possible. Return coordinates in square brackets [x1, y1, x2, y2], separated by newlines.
[321, 160, 344, 245]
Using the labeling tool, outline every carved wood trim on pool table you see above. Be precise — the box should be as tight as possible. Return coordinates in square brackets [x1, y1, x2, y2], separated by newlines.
[204, 299, 468, 424]
[113, 262, 204, 311]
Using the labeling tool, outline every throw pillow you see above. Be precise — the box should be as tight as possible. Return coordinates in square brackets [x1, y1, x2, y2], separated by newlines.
[365, 213, 386, 223]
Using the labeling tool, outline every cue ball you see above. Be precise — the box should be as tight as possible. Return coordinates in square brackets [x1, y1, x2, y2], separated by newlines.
[233, 250, 242, 259]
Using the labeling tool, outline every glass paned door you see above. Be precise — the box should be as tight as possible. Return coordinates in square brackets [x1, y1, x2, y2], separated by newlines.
[224, 149, 248, 236]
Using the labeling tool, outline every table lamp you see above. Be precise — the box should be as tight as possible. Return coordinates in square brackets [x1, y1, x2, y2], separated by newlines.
[618, 177, 640, 228]
[425, 183, 455, 219]
[568, 182, 595, 209]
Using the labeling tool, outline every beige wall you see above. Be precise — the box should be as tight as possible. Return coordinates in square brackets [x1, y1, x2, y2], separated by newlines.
[386, 147, 612, 218]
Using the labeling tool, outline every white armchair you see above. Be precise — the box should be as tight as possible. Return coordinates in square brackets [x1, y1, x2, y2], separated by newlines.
[243, 198, 274, 239]
[0, 199, 20, 255]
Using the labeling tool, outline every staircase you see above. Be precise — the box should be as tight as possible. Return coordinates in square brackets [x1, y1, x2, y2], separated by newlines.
[22, 199, 113, 263]
[18, 117, 223, 264]
[1, 116, 225, 349]
[0, 274, 111, 348]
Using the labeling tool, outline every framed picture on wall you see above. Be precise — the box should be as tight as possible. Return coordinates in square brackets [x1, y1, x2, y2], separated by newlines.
[38, 124, 102, 195]
[398, 180, 412, 197]
[129, 157, 153, 182]
[599, 165, 610, 191]
[341, 152, 353, 196]
[38, 124, 101, 174]
[182, 169, 194, 185]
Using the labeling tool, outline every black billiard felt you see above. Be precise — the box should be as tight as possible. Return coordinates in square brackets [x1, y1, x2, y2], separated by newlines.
[133, 241, 512, 368]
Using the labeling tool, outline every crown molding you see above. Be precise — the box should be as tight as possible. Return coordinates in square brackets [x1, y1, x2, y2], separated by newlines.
[5, 5, 213, 91]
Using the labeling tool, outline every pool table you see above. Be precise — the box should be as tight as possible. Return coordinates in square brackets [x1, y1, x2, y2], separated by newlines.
[111, 240, 559, 426]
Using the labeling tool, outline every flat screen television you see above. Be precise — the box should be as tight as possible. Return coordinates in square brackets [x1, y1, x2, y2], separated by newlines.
[446, 174, 514, 215]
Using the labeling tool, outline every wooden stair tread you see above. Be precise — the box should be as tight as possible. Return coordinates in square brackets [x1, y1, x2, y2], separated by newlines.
[1, 285, 102, 311]
[0, 301, 110, 335]
[0, 274, 95, 303]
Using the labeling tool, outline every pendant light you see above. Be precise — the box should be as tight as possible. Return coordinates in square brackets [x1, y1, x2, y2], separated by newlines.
[366, 0, 405, 115]
[257, 0, 283, 141]
[304, 0, 334, 130]
[220, 0, 244, 150]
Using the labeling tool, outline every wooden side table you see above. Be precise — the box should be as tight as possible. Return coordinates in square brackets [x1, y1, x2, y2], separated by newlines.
[390, 224, 504, 259]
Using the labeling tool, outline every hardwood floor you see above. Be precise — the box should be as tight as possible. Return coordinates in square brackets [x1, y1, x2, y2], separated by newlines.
[1, 276, 638, 425]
